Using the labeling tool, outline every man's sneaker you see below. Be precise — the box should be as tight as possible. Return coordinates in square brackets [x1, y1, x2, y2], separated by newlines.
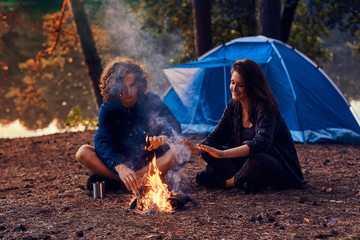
[195, 171, 226, 189]
[86, 174, 124, 191]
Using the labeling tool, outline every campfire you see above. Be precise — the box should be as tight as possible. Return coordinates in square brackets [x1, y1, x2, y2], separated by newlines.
[130, 137, 192, 213]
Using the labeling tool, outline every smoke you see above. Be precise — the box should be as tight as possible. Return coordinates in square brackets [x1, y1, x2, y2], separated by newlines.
[166, 140, 192, 193]
[99, 0, 191, 191]
[148, 114, 192, 193]
[102, 0, 185, 95]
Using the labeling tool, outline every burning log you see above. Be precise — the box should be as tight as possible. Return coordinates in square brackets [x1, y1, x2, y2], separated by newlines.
[168, 193, 193, 210]
[130, 136, 193, 213]
[127, 152, 193, 213]
[129, 192, 193, 212]
[129, 198, 138, 210]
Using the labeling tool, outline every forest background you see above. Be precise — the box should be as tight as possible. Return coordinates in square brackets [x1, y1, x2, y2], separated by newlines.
[0, 0, 359, 137]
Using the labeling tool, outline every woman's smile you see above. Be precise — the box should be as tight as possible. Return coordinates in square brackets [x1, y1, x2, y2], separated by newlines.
[230, 71, 247, 101]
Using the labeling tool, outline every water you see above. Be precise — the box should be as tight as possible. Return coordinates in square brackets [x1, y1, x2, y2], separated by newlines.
[0, 120, 62, 138]
[1, 100, 359, 139]
[351, 100, 360, 125]
[0, 119, 89, 138]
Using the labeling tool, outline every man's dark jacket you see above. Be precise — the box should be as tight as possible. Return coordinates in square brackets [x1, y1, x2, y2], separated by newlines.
[94, 92, 181, 172]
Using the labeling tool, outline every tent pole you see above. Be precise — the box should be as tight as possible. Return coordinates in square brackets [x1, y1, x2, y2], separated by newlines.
[270, 42, 305, 142]
[223, 65, 228, 109]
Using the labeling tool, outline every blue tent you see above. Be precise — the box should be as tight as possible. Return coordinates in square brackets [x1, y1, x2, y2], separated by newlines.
[163, 36, 360, 144]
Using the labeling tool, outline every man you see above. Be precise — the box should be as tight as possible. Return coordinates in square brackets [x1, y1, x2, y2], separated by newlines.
[76, 57, 182, 193]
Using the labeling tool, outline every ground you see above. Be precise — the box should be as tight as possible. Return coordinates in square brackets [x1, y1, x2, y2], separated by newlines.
[0, 130, 360, 240]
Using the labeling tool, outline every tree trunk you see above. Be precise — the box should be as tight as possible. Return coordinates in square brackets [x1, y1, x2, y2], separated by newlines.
[258, 0, 281, 40]
[280, 0, 299, 43]
[70, 0, 103, 109]
[192, 0, 212, 58]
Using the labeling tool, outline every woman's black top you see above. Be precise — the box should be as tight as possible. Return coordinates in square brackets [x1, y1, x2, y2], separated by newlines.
[240, 126, 255, 143]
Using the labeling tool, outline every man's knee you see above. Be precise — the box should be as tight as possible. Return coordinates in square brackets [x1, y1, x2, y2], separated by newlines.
[76, 145, 95, 164]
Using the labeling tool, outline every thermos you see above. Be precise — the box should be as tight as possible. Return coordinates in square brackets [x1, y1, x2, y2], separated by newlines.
[93, 181, 105, 199]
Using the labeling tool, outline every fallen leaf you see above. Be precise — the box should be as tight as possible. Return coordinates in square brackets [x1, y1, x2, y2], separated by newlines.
[93, 200, 103, 207]
[304, 217, 310, 223]
[145, 234, 158, 239]
[326, 188, 332, 193]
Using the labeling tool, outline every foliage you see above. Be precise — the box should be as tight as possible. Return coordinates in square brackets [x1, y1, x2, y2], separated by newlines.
[63, 105, 98, 130]
[211, 0, 256, 46]
[0, 5, 110, 130]
[352, 31, 360, 55]
[321, 0, 360, 56]
[124, 0, 194, 64]
[124, 0, 257, 63]
[288, 2, 333, 64]
[124, 0, 359, 64]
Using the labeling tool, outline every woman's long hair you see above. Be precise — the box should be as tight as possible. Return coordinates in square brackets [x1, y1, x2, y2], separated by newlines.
[99, 57, 149, 102]
[231, 59, 279, 122]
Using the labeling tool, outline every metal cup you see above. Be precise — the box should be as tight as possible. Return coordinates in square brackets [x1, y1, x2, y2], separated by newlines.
[93, 181, 105, 199]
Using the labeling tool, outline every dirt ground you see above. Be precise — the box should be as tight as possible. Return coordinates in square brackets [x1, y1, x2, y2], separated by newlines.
[1, 130, 360, 240]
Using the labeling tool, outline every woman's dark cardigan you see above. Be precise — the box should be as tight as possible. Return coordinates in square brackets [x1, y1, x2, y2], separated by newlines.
[203, 99, 306, 189]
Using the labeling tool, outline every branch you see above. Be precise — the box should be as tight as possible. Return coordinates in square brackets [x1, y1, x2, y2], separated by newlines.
[8, 0, 24, 23]
[34, 0, 70, 74]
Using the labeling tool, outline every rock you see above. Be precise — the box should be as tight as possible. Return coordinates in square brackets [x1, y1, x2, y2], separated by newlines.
[268, 216, 276, 222]
[298, 196, 308, 203]
[76, 231, 84, 237]
[13, 224, 27, 232]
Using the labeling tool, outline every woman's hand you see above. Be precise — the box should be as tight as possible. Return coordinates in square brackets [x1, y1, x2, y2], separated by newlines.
[197, 144, 225, 158]
[115, 164, 141, 192]
[181, 138, 201, 156]
[148, 135, 169, 151]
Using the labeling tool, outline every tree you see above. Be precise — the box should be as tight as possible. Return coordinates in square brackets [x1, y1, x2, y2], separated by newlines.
[258, 0, 281, 39]
[70, 0, 103, 108]
[281, 0, 300, 43]
[192, 0, 212, 58]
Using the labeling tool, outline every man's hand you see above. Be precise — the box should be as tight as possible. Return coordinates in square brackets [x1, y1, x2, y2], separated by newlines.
[181, 138, 201, 156]
[148, 135, 169, 151]
[115, 164, 140, 192]
[197, 144, 225, 158]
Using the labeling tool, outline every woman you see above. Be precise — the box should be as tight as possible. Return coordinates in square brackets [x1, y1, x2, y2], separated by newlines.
[76, 57, 182, 193]
[183, 59, 306, 193]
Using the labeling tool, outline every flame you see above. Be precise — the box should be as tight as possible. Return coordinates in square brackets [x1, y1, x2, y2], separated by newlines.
[135, 153, 173, 212]
[143, 135, 149, 151]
